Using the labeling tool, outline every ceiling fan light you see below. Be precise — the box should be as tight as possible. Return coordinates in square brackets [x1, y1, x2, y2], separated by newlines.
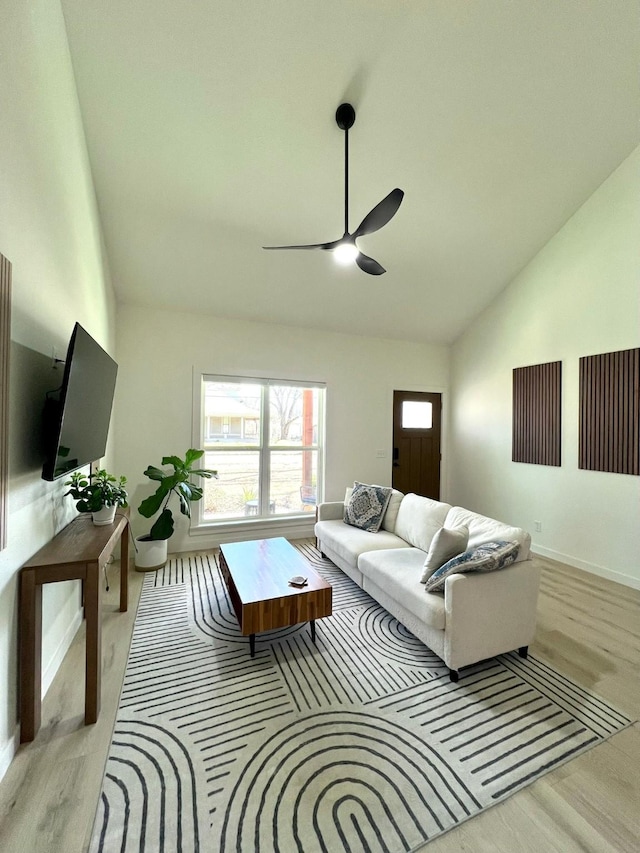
[333, 242, 359, 265]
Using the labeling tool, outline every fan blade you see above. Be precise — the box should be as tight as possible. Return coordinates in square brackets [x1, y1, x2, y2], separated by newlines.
[356, 252, 386, 275]
[263, 239, 339, 251]
[353, 188, 404, 238]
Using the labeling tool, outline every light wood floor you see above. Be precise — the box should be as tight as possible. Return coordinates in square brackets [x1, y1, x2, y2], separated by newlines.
[0, 549, 638, 853]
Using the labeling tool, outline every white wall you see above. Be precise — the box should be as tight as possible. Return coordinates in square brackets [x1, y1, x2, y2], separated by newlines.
[450, 146, 640, 588]
[0, 0, 116, 778]
[114, 305, 449, 550]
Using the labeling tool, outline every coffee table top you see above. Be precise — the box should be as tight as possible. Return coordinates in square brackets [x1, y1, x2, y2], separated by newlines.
[219, 537, 331, 605]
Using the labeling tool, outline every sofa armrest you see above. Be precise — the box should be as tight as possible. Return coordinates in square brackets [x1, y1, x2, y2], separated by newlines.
[316, 501, 345, 522]
[443, 560, 541, 671]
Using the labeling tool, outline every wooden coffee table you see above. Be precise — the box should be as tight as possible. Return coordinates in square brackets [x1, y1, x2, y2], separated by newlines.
[219, 537, 332, 656]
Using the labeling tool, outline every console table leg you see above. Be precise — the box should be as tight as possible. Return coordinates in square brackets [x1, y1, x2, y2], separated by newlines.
[249, 634, 256, 657]
[120, 522, 129, 613]
[310, 619, 316, 644]
[84, 563, 101, 724]
[19, 571, 42, 743]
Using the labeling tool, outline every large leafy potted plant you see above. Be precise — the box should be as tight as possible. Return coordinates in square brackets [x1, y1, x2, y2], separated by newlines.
[135, 449, 217, 571]
[64, 469, 128, 526]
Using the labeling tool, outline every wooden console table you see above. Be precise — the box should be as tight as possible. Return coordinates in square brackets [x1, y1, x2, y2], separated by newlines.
[19, 511, 129, 743]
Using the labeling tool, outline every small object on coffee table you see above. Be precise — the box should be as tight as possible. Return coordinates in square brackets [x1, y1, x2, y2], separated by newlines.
[289, 575, 307, 587]
[219, 538, 332, 657]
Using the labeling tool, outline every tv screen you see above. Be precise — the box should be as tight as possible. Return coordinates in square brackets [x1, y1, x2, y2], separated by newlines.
[42, 323, 118, 481]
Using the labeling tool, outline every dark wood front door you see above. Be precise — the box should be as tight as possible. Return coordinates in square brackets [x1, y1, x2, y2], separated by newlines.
[392, 390, 442, 499]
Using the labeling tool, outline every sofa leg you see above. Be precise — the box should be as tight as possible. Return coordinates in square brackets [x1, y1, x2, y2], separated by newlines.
[449, 669, 459, 683]
[518, 646, 529, 659]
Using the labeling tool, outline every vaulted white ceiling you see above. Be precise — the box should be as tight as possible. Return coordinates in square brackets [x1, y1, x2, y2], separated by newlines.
[60, 0, 639, 344]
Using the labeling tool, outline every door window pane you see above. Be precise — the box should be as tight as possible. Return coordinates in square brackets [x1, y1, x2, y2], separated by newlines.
[402, 401, 433, 429]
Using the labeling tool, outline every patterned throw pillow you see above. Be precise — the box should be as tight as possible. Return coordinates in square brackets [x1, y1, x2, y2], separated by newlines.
[420, 525, 469, 583]
[424, 540, 520, 593]
[344, 482, 393, 533]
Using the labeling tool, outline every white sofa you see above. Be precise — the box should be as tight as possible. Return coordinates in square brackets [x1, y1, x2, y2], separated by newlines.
[314, 491, 541, 680]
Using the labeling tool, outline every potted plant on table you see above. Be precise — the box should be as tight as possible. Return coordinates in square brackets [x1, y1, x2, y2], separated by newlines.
[135, 449, 217, 571]
[64, 469, 128, 526]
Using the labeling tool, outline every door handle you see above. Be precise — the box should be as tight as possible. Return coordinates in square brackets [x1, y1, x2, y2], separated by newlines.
[393, 447, 399, 467]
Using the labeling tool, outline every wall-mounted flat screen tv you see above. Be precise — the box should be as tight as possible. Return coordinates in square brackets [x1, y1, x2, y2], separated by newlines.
[41, 323, 118, 481]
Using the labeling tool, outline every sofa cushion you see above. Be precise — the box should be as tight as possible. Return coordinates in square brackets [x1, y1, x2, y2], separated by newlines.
[358, 548, 446, 629]
[344, 482, 392, 533]
[394, 494, 452, 552]
[445, 506, 531, 562]
[381, 489, 404, 533]
[315, 519, 409, 569]
[424, 540, 520, 593]
[421, 525, 469, 582]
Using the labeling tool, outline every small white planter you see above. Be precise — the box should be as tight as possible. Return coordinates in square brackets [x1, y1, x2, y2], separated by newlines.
[135, 536, 168, 572]
[92, 505, 117, 526]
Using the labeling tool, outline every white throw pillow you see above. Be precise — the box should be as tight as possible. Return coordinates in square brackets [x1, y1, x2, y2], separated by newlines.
[421, 525, 469, 583]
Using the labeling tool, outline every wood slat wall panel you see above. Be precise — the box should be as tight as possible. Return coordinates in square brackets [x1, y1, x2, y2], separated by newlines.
[0, 252, 11, 550]
[579, 348, 640, 475]
[512, 361, 562, 466]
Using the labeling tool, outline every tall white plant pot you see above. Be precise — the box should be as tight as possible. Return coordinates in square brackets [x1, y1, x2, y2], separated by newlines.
[134, 536, 168, 572]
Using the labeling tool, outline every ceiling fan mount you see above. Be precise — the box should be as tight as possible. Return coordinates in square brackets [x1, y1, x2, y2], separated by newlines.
[263, 102, 404, 276]
[335, 102, 356, 131]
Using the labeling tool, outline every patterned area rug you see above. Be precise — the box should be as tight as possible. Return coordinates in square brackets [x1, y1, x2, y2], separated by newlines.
[91, 541, 632, 852]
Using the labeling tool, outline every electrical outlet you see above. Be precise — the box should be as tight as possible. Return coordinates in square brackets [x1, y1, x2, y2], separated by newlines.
[534, 521, 542, 533]
[376, 449, 387, 458]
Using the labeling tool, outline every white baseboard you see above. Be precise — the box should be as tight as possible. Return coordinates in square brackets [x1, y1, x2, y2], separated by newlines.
[42, 607, 83, 698]
[531, 545, 640, 590]
[0, 725, 20, 784]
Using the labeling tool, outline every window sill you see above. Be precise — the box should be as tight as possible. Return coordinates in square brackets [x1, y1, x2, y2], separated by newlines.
[190, 513, 316, 545]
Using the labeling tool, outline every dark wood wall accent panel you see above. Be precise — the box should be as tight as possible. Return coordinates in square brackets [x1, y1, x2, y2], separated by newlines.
[512, 361, 562, 466]
[0, 252, 11, 550]
[579, 348, 639, 475]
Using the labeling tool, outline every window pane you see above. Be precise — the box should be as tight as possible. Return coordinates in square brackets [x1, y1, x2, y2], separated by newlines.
[269, 450, 317, 514]
[269, 386, 318, 446]
[402, 401, 432, 429]
[204, 381, 261, 446]
[202, 450, 260, 520]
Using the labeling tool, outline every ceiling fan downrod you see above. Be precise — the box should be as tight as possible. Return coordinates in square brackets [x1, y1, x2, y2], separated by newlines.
[335, 103, 356, 237]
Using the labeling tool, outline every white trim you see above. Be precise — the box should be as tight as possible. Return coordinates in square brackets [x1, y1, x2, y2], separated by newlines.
[0, 725, 19, 783]
[531, 545, 640, 590]
[187, 517, 315, 547]
[202, 373, 327, 390]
